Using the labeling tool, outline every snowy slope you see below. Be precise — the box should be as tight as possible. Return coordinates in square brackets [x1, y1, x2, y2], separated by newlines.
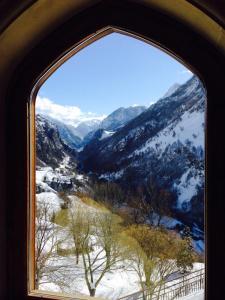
[81, 76, 205, 239]
[82, 106, 146, 146]
[163, 83, 181, 98]
[100, 105, 147, 131]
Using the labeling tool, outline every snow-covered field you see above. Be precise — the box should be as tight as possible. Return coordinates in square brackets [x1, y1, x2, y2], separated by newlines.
[37, 189, 140, 299]
[40, 248, 204, 300]
[41, 257, 140, 299]
[40, 251, 204, 299]
[36, 174, 204, 299]
[36, 158, 204, 300]
[179, 290, 204, 300]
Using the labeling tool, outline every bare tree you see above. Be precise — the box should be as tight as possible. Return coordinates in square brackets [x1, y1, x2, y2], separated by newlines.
[68, 204, 124, 297]
[68, 204, 87, 265]
[35, 201, 66, 289]
[146, 177, 173, 226]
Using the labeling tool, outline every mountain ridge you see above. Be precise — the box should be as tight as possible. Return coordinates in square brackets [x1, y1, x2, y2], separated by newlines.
[36, 76, 205, 246]
[79, 76, 205, 236]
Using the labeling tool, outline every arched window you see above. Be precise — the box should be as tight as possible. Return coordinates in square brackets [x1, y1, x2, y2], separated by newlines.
[31, 29, 205, 300]
[5, 2, 225, 300]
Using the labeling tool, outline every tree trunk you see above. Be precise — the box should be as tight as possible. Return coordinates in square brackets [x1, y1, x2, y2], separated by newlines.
[90, 288, 96, 296]
[75, 248, 79, 264]
[157, 214, 162, 227]
[142, 290, 147, 300]
[144, 264, 151, 287]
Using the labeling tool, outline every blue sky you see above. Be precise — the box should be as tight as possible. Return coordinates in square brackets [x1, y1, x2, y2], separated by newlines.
[37, 32, 192, 125]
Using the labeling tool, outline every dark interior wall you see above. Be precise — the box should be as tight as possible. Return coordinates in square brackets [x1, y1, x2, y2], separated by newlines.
[0, 97, 6, 299]
[0, 0, 36, 34]
[0, 2, 36, 295]
[188, 0, 225, 27]
[0, 2, 99, 297]
[1, 1, 225, 299]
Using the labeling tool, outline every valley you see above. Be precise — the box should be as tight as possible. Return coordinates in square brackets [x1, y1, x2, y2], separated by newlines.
[35, 75, 205, 298]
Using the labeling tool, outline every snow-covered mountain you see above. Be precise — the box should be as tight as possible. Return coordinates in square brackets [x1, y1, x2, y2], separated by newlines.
[36, 114, 91, 194]
[83, 105, 146, 144]
[101, 105, 147, 131]
[40, 106, 146, 150]
[71, 119, 102, 139]
[36, 76, 205, 243]
[39, 114, 101, 149]
[39, 115, 83, 149]
[36, 105, 148, 184]
[36, 114, 77, 168]
[163, 83, 181, 98]
[80, 76, 205, 236]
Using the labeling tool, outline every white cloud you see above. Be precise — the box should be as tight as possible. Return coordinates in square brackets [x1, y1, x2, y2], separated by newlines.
[36, 96, 106, 127]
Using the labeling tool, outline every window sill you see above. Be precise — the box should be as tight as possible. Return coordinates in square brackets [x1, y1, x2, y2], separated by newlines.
[29, 290, 106, 300]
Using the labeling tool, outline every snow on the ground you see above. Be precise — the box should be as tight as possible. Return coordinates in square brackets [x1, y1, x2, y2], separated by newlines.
[58, 258, 140, 299]
[36, 163, 88, 196]
[173, 168, 203, 210]
[133, 109, 204, 157]
[96, 267, 138, 299]
[36, 192, 61, 212]
[149, 212, 182, 228]
[57, 155, 71, 169]
[37, 195, 140, 298]
[39, 224, 204, 300]
[41, 254, 142, 299]
[36, 166, 72, 186]
[76, 174, 84, 180]
[40, 282, 62, 293]
[99, 169, 125, 180]
[36, 180, 205, 299]
[178, 290, 204, 300]
[36, 157, 205, 300]
[40, 256, 204, 299]
[36, 166, 53, 183]
[100, 130, 115, 140]
[165, 264, 204, 285]
[37, 181, 57, 193]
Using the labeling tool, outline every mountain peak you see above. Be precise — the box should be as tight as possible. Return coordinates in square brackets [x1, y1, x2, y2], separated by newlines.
[100, 105, 147, 131]
[163, 83, 181, 98]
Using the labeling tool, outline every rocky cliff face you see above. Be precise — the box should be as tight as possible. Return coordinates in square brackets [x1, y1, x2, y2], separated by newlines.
[36, 114, 77, 169]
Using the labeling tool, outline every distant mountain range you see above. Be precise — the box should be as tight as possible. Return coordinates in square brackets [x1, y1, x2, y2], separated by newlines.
[39, 105, 147, 150]
[36, 75, 205, 248]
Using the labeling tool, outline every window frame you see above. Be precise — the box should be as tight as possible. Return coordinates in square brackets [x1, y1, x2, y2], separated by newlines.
[29, 25, 206, 299]
[5, 1, 225, 299]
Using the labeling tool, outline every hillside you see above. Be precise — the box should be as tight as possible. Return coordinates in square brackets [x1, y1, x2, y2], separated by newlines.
[80, 76, 205, 241]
